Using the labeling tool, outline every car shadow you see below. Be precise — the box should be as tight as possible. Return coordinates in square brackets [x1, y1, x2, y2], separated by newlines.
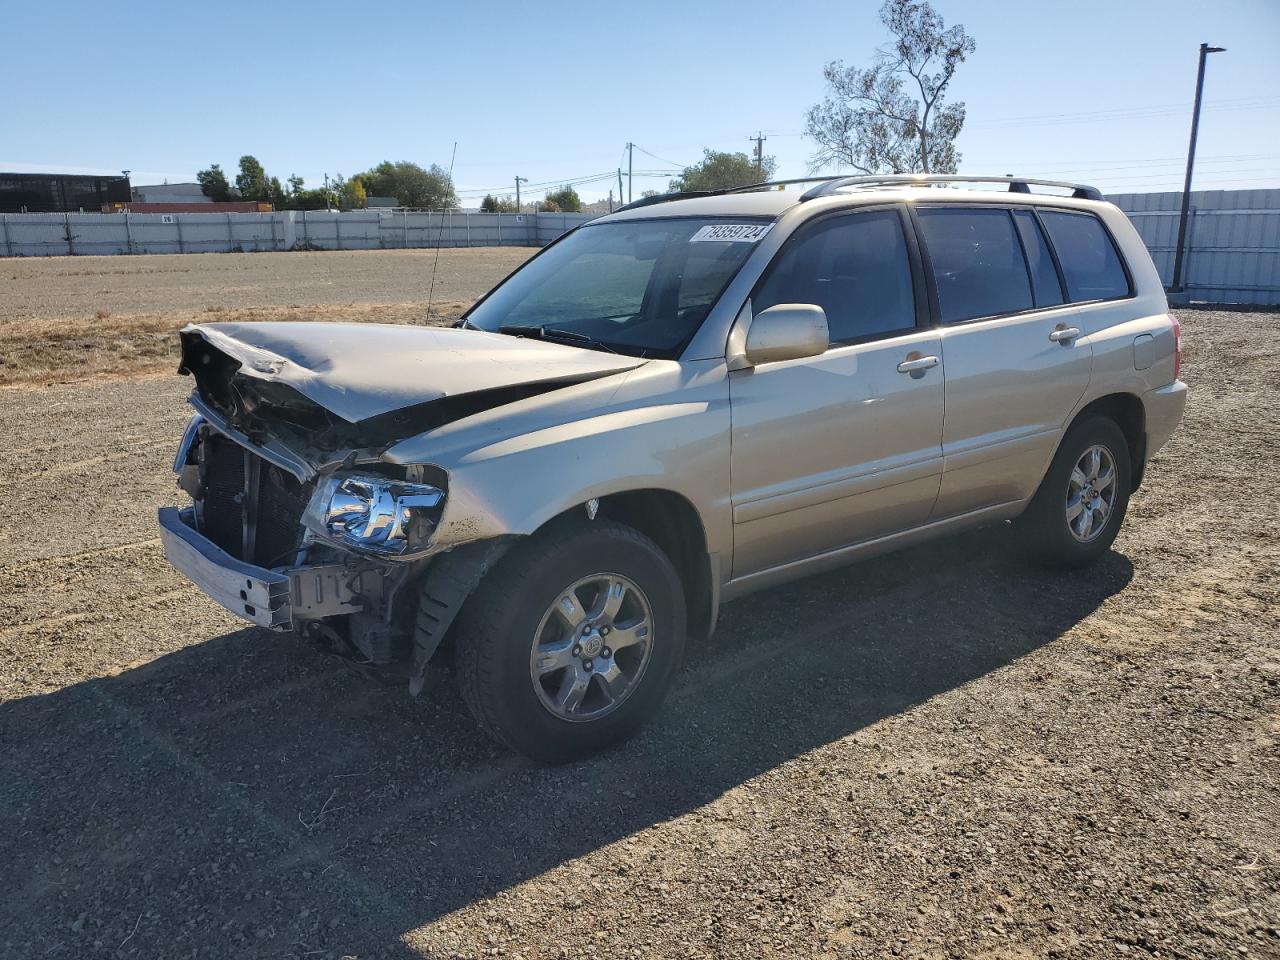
[0, 525, 1133, 958]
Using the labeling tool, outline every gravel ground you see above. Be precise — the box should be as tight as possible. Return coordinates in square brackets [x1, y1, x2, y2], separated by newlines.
[0, 248, 534, 385]
[0, 297, 1276, 960]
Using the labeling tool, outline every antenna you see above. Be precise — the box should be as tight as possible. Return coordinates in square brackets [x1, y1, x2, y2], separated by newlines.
[424, 140, 458, 325]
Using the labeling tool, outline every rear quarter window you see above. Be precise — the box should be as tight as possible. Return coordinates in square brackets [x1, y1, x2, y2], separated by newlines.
[1039, 210, 1131, 302]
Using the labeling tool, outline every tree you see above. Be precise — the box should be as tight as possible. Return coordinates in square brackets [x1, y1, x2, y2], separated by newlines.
[268, 176, 287, 210]
[805, 0, 975, 174]
[542, 185, 581, 212]
[356, 161, 457, 209]
[235, 155, 270, 201]
[196, 164, 236, 202]
[480, 194, 517, 213]
[340, 180, 366, 212]
[669, 150, 776, 192]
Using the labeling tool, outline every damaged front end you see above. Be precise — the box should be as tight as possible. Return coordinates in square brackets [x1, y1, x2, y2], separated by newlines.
[163, 414, 442, 665]
[161, 320, 643, 685]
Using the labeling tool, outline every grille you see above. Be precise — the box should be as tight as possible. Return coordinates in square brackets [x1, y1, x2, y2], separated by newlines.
[199, 435, 309, 569]
[201, 435, 245, 557]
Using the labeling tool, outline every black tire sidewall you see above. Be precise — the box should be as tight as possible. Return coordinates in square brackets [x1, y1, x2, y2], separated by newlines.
[1025, 416, 1132, 566]
[463, 522, 685, 762]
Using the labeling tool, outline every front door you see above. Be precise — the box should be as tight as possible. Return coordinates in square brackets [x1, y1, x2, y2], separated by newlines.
[728, 208, 945, 580]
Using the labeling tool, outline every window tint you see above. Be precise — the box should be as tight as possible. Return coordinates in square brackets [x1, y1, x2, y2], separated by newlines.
[1012, 210, 1065, 308]
[916, 208, 1033, 323]
[1038, 211, 1130, 302]
[754, 210, 915, 344]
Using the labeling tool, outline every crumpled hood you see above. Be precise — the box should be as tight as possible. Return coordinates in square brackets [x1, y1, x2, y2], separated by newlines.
[180, 321, 646, 424]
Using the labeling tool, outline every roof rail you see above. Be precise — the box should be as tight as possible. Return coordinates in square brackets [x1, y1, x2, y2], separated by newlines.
[800, 175, 1104, 202]
[609, 174, 1104, 214]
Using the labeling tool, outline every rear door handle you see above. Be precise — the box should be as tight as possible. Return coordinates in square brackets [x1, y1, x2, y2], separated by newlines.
[896, 355, 940, 373]
[1049, 326, 1081, 343]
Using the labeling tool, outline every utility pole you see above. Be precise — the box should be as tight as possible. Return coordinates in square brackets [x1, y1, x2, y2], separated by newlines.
[618, 168, 625, 206]
[514, 176, 527, 213]
[627, 142, 633, 203]
[608, 188, 614, 213]
[750, 131, 767, 177]
[323, 172, 331, 210]
[1171, 42, 1226, 295]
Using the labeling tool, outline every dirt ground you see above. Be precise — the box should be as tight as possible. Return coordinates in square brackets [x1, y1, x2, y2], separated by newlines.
[0, 251, 1276, 960]
[0, 248, 533, 385]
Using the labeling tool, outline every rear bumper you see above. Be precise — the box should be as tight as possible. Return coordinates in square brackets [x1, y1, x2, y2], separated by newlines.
[1144, 380, 1188, 459]
[159, 506, 292, 629]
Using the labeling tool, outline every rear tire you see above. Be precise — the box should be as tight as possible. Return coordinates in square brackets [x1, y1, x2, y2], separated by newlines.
[454, 518, 686, 763]
[1016, 416, 1132, 568]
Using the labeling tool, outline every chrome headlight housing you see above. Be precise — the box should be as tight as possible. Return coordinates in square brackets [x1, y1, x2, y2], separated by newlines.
[303, 472, 445, 557]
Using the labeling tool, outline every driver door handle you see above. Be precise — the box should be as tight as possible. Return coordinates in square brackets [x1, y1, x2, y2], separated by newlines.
[896, 355, 940, 373]
[1049, 326, 1081, 343]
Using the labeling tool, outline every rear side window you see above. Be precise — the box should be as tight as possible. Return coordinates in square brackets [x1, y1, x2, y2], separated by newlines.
[754, 210, 916, 344]
[915, 208, 1033, 323]
[1039, 210, 1130, 302]
[1011, 210, 1065, 308]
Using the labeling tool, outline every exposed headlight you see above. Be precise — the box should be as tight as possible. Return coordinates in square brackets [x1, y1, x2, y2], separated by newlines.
[303, 472, 445, 557]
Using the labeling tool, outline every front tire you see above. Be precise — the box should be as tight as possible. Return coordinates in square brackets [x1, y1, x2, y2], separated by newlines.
[1016, 416, 1132, 568]
[454, 518, 686, 763]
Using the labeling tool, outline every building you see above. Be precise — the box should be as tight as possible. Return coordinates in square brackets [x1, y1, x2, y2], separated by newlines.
[0, 172, 131, 213]
[131, 182, 209, 204]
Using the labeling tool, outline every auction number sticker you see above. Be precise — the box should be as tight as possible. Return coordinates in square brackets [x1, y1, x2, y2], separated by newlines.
[689, 223, 774, 243]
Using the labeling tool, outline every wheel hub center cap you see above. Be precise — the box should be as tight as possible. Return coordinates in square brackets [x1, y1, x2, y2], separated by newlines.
[581, 634, 604, 658]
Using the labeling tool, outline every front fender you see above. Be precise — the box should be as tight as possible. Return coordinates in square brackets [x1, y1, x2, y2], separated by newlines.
[383, 361, 732, 560]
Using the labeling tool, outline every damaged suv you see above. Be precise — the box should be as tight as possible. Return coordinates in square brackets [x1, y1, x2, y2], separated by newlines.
[161, 175, 1187, 762]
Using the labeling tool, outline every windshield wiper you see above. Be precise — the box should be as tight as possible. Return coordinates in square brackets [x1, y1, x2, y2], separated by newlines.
[497, 325, 617, 354]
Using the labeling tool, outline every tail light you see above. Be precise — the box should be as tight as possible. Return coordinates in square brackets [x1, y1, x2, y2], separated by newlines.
[1169, 312, 1182, 379]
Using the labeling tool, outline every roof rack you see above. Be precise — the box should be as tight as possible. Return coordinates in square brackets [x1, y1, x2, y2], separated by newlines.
[799, 175, 1104, 202]
[610, 174, 1104, 214]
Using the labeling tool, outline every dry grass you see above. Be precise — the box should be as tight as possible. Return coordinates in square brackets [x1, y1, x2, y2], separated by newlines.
[0, 300, 471, 387]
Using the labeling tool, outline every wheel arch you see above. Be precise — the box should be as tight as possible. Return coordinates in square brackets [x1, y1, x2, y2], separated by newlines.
[1067, 392, 1147, 491]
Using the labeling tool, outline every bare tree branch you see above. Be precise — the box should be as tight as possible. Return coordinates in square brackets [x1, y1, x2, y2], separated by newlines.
[805, 0, 975, 175]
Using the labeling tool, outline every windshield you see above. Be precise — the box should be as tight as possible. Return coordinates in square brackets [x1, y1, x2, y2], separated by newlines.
[464, 217, 772, 358]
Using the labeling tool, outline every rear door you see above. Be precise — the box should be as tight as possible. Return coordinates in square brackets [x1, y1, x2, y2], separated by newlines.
[728, 207, 944, 579]
[912, 205, 1094, 518]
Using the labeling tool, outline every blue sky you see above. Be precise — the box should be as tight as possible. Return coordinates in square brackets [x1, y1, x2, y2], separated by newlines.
[2, 0, 1277, 202]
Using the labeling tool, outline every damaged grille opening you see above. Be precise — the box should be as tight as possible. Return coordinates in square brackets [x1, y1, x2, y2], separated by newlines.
[199, 433, 310, 569]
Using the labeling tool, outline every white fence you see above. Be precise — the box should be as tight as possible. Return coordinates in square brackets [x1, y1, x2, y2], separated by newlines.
[4, 190, 1277, 306]
[1109, 188, 1280, 306]
[0, 210, 598, 257]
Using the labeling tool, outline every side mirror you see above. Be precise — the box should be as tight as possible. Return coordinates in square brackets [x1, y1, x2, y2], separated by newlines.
[743, 304, 829, 366]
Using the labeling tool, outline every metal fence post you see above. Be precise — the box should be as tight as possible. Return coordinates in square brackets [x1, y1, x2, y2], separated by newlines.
[174, 215, 185, 254]
[335, 214, 342, 251]
[466, 212, 471, 247]
[497, 212, 502, 246]
[124, 211, 134, 254]
[226, 213, 234, 251]
[301, 210, 308, 247]
[0, 215, 10, 257]
[64, 213, 75, 255]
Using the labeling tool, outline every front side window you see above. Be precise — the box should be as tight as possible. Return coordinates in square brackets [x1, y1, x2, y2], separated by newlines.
[1039, 210, 1130, 302]
[753, 210, 916, 344]
[916, 208, 1034, 324]
[465, 217, 768, 358]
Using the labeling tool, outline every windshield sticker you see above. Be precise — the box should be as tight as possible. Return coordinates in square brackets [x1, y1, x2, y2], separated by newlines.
[689, 223, 774, 243]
